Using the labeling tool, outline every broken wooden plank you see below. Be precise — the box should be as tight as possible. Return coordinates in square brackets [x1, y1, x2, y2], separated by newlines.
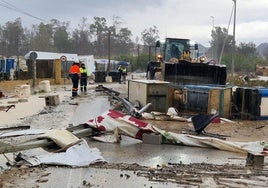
[0, 125, 30, 131]
[0, 139, 53, 154]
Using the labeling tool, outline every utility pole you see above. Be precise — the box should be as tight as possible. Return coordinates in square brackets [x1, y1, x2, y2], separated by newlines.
[107, 30, 111, 73]
[210, 16, 214, 60]
[231, 0, 236, 84]
[137, 44, 140, 65]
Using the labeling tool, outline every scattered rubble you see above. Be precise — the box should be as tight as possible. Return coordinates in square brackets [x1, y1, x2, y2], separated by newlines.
[0, 83, 267, 187]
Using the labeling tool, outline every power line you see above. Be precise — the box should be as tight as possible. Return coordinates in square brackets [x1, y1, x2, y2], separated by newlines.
[0, 0, 48, 23]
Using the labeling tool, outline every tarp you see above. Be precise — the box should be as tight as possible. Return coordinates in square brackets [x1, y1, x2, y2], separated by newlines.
[86, 109, 155, 142]
[85, 110, 266, 154]
[153, 126, 265, 154]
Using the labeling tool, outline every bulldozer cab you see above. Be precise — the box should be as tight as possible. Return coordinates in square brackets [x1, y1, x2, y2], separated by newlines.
[157, 38, 196, 62]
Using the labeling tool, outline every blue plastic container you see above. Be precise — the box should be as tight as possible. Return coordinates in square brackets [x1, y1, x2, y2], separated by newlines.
[258, 88, 268, 97]
[5, 59, 15, 76]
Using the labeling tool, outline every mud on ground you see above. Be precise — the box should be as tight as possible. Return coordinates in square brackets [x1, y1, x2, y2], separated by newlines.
[0, 83, 267, 187]
[0, 162, 267, 187]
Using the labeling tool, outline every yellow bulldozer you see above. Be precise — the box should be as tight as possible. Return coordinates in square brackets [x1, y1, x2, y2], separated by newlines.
[147, 38, 226, 85]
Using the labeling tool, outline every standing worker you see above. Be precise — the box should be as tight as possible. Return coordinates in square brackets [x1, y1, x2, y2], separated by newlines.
[118, 65, 127, 84]
[79, 63, 89, 95]
[69, 62, 81, 98]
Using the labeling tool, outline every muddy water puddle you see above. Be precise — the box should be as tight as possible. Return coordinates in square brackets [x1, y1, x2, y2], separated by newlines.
[47, 167, 177, 188]
[88, 136, 247, 167]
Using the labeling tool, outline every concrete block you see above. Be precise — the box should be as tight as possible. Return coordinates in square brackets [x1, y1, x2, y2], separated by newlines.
[7, 100, 19, 104]
[105, 76, 112, 83]
[246, 152, 264, 166]
[45, 95, 60, 106]
[18, 98, 28, 103]
[142, 133, 163, 145]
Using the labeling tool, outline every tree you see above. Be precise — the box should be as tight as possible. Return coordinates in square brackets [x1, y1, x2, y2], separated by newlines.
[222, 42, 258, 73]
[89, 17, 108, 57]
[237, 42, 257, 57]
[54, 26, 71, 53]
[0, 25, 7, 56]
[141, 25, 159, 53]
[108, 16, 134, 57]
[0, 18, 24, 56]
[71, 17, 92, 55]
[20, 28, 32, 54]
[31, 22, 55, 51]
[51, 19, 72, 53]
[113, 27, 133, 56]
[209, 26, 233, 62]
[235, 42, 258, 73]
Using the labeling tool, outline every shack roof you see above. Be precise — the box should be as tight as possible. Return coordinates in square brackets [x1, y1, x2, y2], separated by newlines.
[24, 51, 79, 62]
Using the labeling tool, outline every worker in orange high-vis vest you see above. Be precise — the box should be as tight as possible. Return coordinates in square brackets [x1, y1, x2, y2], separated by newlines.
[69, 62, 81, 97]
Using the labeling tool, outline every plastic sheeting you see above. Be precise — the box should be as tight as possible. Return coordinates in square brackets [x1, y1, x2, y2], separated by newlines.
[86, 109, 155, 142]
[3, 110, 266, 165]
[86, 110, 266, 154]
[153, 126, 265, 154]
[22, 139, 105, 167]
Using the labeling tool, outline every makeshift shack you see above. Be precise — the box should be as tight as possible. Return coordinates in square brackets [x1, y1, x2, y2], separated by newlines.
[24, 51, 79, 84]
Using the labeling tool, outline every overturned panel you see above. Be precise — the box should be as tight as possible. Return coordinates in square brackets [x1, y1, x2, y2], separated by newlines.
[167, 84, 232, 118]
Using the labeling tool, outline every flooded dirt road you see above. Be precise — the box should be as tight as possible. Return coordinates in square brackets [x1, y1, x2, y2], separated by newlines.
[0, 83, 267, 187]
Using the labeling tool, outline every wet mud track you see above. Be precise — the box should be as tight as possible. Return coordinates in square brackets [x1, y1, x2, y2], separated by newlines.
[0, 83, 267, 187]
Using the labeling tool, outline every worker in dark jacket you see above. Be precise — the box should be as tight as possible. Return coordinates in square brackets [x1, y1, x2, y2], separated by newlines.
[69, 62, 81, 97]
[79, 63, 89, 95]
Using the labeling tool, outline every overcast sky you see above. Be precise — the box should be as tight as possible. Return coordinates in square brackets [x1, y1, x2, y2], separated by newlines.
[1, 0, 268, 47]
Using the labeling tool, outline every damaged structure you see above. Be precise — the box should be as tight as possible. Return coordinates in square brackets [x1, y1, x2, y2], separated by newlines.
[0, 38, 267, 187]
